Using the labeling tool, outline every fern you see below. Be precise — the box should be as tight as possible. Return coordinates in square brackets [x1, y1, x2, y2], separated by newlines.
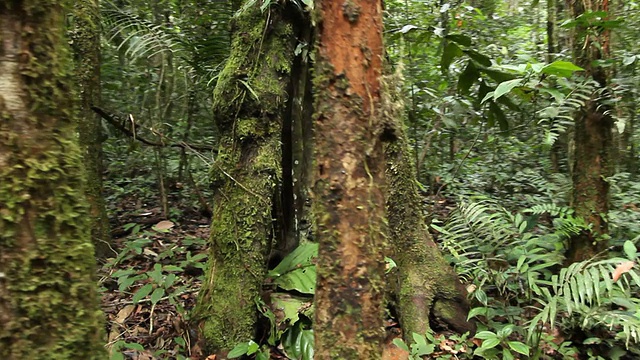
[528, 256, 640, 347]
[101, 1, 179, 61]
[537, 80, 598, 146]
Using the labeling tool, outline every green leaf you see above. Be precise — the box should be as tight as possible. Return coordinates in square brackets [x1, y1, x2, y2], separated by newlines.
[163, 265, 183, 272]
[150, 287, 165, 305]
[268, 243, 318, 277]
[441, 42, 463, 72]
[480, 337, 501, 349]
[281, 323, 314, 360]
[412, 332, 427, 346]
[464, 49, 492, 67]
[507, 341, 530, 355]
[273, 266, 316, 294]
[124, 342, 145, 351]
[474, 331, 497, 340]
[227, 342, 249, 358]
[480, 68, 518, 83]
[247, 340, 259, 355]
[132, 283, 153, 303]
[446, 33, 472, 47]
[489, 101, 509, 131]
[542, 61, 584, 77]
[624, 240, 637, 260]
[393, 338, 409, 351]
[458, 61, 479, 95]
[467, 306, 487, 320]
[493, 78, 523, 100]
[270, 293, 308, 326]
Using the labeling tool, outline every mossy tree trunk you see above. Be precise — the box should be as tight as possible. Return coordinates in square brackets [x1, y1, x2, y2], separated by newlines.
[192, 3, 301, 355]
[385, 121, 476, 340]
[566, 0, 614, 264]
[0, 1, 106, 358]
[312, 0, 387, 358]
[70, 0, 112, 259]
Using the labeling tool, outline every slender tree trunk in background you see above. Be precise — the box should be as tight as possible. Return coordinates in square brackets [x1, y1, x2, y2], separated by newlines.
[546, 0, 556, 63]
[383, 77, 476, 340]
[192, 3, 299, 355]
[566, 0, 614, 264]
[312, 0, 387, 358]
[0, 1, 106, 358]
[71, 0, 113, 258]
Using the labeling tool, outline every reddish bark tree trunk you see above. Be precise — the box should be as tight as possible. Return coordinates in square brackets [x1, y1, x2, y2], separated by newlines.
[312, 0, 387, 358]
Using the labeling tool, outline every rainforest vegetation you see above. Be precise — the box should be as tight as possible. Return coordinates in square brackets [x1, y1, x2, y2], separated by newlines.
[1, 0, 640, 359]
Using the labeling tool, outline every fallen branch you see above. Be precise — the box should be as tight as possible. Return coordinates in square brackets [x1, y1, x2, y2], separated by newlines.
[91, 105, 217, 153]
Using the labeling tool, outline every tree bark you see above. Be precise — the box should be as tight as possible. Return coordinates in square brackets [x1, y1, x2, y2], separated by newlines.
[566, 0, 614, 263]
[385, 118, 476, 340]
[192, 3, 299, 355]
[312, 0, 387, 358]
[70, 0, 113, 258]
[0, 1, 106, 358]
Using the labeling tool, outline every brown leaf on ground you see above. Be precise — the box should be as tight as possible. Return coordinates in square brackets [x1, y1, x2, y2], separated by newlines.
[612, 261, 635, 282]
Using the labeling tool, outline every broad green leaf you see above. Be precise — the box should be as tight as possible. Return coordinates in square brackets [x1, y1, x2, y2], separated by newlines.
[464, 49, 492, 67]
[268, 243, 318, 278]
[271, 293, 308, 326]
[393, 338, 409, 351]
[446, 33, 472, 47]
[489, 101, 509, 131]
[458, 61, 479, 95]
[624, 240, 637, 260]
[493, 78, 523, 100]
[480, 337, 501, 349]
[150, 287, 165, 305]
[132, 283, 153, 303]
[281, 323, 314, 360]
[124, 342, 145, 351]
[414, 343, 435, 356]
[474, 331, 497, 340]
[227, 342, 249, 358]
[541, 61, 584, 77]
[441, 42, 463, 72]
[412, 332, 427, 346]
[467, 306, 487, 320]
[508, 341, 530, 355]
[480, 68, 518, 83]
[273, 266, 316, 294]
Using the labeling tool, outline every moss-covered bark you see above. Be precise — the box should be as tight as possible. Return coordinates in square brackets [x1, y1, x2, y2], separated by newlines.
[385, 131, 476, 340]
[312, 0, 387, 358]
[70, 0, 112, 258]
[192, 3, 298, 355]
[566, 0, 613, 264]
[0, 1, 106, 358]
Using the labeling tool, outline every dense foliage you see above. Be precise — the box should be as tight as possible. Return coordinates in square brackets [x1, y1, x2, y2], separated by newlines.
[96, 0, 640, 359]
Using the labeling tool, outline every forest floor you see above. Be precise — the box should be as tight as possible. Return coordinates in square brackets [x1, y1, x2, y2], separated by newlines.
[99, 191, 212, 360]
[98, 187, 459, 360]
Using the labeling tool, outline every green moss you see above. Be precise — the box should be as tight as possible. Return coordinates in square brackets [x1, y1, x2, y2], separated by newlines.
[192, 1, 298, 353]
[0, 1, 106, 358]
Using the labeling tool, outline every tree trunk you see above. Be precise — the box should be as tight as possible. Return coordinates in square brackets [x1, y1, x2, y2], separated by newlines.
[0, 1, 106, 358]
[192, 3, 299, 355]
[312, 0, 387, 358]
[70, 0, 112, 258]
[566, 0, 614, 263]
[385, 110, 476, 340]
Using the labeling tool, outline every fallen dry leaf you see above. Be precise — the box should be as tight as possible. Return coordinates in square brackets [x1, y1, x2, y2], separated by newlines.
[154, 220, 175, 231]
[612, 261, 635, 282]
